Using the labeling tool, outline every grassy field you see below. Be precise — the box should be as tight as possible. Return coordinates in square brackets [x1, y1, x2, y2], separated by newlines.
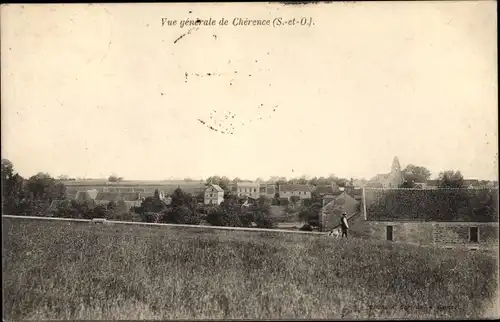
[3, 217, 499, 320]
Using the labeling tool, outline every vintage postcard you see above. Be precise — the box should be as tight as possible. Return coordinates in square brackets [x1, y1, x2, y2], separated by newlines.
[1, 1, 498, 320]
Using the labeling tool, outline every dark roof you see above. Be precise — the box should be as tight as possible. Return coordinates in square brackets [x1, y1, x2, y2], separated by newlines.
[208, 184, 224, 192]
[95, 192, 141, 202]
[236, 182, 259, 187]
[75, 190, 97, 201]
[314, 185, 333, 195]
[279, 184, 311, 192]
[260, 184, 276, 194]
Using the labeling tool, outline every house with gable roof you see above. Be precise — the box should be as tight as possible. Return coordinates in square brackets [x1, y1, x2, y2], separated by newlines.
[75, 189, 98, 203]
[278, 184, 312, 200]
[259, 184, 276, 199]
[204, 184, 224, 205]
[321, 190, 360, 230]
[95, 192, 142, 211]
[234, 181, 260, 199]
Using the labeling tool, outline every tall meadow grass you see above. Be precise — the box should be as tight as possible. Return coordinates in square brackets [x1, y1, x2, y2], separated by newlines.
[3, 217, 498, 320]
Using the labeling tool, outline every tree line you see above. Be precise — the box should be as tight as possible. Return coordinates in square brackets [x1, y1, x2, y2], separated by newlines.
[1, 159, 275, 228]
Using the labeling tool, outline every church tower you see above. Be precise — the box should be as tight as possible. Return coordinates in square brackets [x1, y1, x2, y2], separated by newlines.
[391, 156, 401, 173]
[389, 156, 403, 188]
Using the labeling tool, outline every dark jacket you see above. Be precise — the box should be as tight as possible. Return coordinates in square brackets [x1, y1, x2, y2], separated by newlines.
[341, 216, 349, 230]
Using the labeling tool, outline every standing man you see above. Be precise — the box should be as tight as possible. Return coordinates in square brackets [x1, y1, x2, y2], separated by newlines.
[341, 212, 349, 238]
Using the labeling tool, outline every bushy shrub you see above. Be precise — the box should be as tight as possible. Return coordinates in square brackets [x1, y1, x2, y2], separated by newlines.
[206, 207, 243, 227]
[141, 212, 162, 223]
[162, 206, 201, 225]
[300, 224, 313, 231]
[254, 211, 276, 229]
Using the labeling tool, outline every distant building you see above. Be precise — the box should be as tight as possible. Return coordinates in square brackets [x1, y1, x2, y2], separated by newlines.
[141, 190, 166, 200]
[352, 187, 499, 249]
[259, 184, 276, 199]
[95, 192, 142, 211]
[320, 186, 363, 206]
[278, 184, 312, 200]
[321, 191, 360, 229]
[75, 189, 98, 202]
[204, 184, 224, 205]
[352, 179, 367, 188]
[234, 182, 260, 199]
[366, 156, 404, 188]
[314, 184, 336, 197]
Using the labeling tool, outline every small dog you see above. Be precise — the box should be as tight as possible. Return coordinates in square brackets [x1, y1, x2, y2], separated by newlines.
[328, 228, 341, 238]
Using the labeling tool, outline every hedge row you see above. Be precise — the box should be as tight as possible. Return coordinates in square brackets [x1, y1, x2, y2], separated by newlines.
[365, 188, 499, 222]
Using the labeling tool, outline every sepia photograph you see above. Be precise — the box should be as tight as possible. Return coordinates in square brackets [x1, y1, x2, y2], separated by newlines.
[1, 1, 498, 320]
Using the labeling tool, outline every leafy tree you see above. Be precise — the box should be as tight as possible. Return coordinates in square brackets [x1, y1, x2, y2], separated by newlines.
[399, 180, 416, 189]
[254, 210, 275, 228]
[290, 195, 300, 205]
[207, 176, 231, 196]
[141, 211, 162, 223]
[143, 196, 167, 213]
[91, 205, 108, 218]
[206, 176, 221, 185]
[170, 187, 197, 211]
[308, 177, 318, 186]
[298, 200, 323, 227]
[107, 201, 117, 211]
[276, 177, 287, 185]
[438, 170, 464, 188]
[73, 200, 96, 219]
[51, 200, 75, 218]
[1, 159, 25, 215]
[163, 205, 201, 225]
[26, 172, 66, 201]
[108, 175, 123, 182]
[206, 206, 242, 227]
[403, 164, 432, 183]
[300, 224, 313, 231]
[336, 178, 349, 187]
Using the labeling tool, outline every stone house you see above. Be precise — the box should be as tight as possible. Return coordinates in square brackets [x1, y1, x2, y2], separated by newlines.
[321, 191, 360, 230]
[75, 189, 98, 202]
[278, 184, 312, 200]
[234, 182, 260, 199]
[352, 187, 499, 249]
[141, 190, 166, 200]
[94, 192, 142, 211]
[352, 219, 498, 249]
[313, 184, 336, 197]
[259, 184, 276, 199]
[204, 184, 224, 205]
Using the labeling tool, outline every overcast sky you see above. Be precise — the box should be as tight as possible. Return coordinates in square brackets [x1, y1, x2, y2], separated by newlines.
[1, 2, 497, 181]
